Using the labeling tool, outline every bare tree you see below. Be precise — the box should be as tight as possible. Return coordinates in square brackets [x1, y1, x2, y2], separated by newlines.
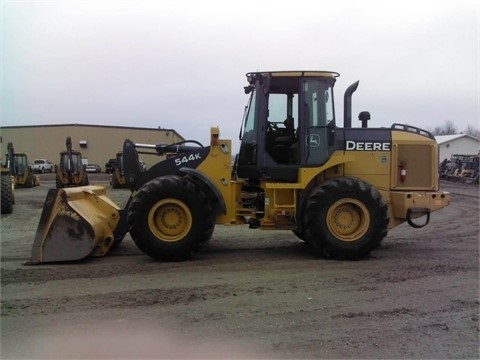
[464, 124, 480, 139]
[430, 120, 458, 135]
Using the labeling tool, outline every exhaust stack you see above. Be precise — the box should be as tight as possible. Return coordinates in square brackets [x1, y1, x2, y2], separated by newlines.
[343, 81, 359, 128]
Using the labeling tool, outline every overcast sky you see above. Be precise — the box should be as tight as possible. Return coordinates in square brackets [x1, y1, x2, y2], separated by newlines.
[1, 0, 479, 150]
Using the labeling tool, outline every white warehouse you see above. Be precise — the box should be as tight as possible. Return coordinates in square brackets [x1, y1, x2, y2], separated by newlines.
[435, 134, 480, 162]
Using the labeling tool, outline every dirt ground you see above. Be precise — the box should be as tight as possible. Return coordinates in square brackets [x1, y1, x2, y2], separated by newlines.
[1, 174, 478, 359]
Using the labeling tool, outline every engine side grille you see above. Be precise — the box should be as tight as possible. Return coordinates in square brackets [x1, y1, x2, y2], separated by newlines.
[392, 143, 436, 189]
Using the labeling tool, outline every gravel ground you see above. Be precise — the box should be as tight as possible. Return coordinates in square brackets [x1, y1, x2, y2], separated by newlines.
[1, 174, 478, 359]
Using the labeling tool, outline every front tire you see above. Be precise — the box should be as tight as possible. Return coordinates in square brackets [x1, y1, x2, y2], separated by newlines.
[305, 177, 389, 259]
[81, 173, 89, 186]
[127, 175, 213, 261]
[26, 173, 35, 188]
[55, 175, 64, 188]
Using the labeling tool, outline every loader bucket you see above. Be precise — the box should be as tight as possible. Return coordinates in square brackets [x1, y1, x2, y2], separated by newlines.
[27, 185, 122, 264]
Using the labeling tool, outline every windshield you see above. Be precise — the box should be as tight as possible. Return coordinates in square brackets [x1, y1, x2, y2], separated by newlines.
[14, 155, 28, 174]
[61, 153, 82, 172]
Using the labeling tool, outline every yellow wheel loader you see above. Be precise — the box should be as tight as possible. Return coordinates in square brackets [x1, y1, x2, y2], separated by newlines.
[14, 153, 40, 188]
[28, 71, 450, 264]
[55, 137, 89, 188]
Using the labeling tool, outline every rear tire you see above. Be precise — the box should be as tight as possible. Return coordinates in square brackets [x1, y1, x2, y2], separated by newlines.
[128, 175, 213, 261]
[55, 175, 64, 188]
[111, 173, 119, 189]
[81, 174, 89, 186]
[26, 173, 35, 188]
[1, 175, 13, 214]
[305, 177, 389, 259]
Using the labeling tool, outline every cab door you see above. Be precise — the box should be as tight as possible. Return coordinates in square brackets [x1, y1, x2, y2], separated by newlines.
[300, 79, 336, 166]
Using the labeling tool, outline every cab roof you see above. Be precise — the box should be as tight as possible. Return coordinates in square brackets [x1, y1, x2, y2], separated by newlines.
[246, 70, 339, 80]
[245, 71, 340, 91]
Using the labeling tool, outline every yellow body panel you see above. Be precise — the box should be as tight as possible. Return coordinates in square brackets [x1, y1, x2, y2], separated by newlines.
[344, 150, 391, 191]
[195, 129, 238, 224]
[299, 153, 355, 186]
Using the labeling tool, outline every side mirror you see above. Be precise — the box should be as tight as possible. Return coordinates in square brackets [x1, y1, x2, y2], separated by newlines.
[244, 85, 254, 94]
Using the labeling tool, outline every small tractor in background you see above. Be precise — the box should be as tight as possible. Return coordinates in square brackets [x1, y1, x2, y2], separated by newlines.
[110, 152, 128, 189]
[110, 152, 147, 188]
[4, 142, 39, 189]
[55, 137, 89, 188]
[105, 158, 117, 174]
[440, 154, 479, 184]
[28, 70, 450, 264]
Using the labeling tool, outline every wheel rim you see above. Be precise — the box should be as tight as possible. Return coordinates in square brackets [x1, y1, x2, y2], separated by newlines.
[148, 198, 192, 242]
[326, 198, 370, 241]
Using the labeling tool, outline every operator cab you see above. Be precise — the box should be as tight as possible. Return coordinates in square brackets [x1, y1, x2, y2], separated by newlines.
[14, 154, 28, 175]
[60, 151, 83, 173]
[237, 71, 339, 182]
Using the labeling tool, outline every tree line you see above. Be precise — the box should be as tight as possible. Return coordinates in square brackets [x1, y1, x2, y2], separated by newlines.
[429, 120, 480, 138]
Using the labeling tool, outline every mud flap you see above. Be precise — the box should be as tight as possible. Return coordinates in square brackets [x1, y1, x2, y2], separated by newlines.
[26, 186, 121, 264]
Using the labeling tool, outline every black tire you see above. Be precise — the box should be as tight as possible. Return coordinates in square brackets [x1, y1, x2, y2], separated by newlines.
[292, 190, 310, 242]
[292, 229, 307, 242]
[111, 173, 119, 189]
[55, 175, 64, 188]
[26, 173, 34, 188]
[1, 175, 13, 214]
[305, 177, 389, 259]
[81, 174, 89, 186]
[184, 175, 215, 247]
[127, 175, 213, 261]
[197, 207, 215, 247]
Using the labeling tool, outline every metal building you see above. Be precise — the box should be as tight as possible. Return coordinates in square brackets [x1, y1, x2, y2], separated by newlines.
[435, 134, 480, 163]
[0, 124, 184, 171]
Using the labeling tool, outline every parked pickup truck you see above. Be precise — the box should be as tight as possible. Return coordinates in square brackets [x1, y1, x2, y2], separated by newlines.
[31, 159, 53, 173]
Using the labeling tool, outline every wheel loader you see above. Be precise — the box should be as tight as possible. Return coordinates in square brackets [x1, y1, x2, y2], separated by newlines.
[55, 137, 89, 188]
[27, 71, 450, 264]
